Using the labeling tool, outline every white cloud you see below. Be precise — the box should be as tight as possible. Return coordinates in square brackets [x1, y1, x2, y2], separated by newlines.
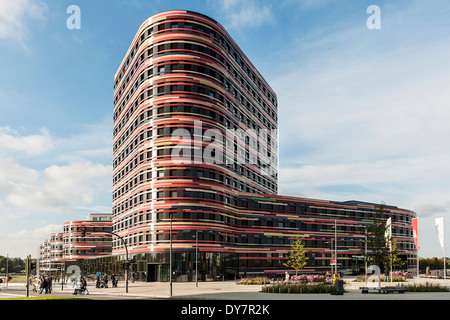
[2, 160, 112, 214]
[0, 123, 112, 218]
[0, 127, 53, 156]
[0, 118, 111, 166]
[53, 120, 113, 164]
[44, 161, 111, 198]
[82, 194, 95, 205]
[209, 0, 274, 31]
[0, 0, 48, 44]
[281, 0, 332, 9]
[279, 152, 450, 198]
[6, 183, 69, 212]
[0, 224, 62, 257]
[273, 3, 450, 174]
[0, 157, 112, 257]
[269, 2, 450, 259]
[0, 157, 39, 183]
[413, 203, 450, 218]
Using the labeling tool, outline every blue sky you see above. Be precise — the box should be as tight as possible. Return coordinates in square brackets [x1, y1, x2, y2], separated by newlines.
[0, 0, 449, 259]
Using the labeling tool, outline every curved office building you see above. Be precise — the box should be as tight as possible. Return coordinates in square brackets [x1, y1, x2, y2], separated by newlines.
[62, 219, 113, 260]
[112, 10, 417, 281]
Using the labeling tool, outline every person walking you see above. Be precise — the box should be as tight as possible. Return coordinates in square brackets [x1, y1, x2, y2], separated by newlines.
[80, 276, 89, 294]
[43, 277, 49, 294]
[111, 274, 116, 287]
[48, 277, 53, 294]
[31, 279, 37, 292]
[39, 277, 45, 294]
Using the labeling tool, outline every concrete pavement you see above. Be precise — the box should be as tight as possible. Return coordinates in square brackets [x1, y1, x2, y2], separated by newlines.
[3, 277, 447, 319]
[46, 276, 450, 300]
[2, 276, 449, 300]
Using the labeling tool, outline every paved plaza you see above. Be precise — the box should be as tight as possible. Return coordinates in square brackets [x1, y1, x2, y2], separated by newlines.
[1, 276, 448, 319]
[1, 276, 449, 300]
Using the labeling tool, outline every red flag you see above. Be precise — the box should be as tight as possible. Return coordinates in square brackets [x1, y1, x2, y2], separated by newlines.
[412, 218, 419, 250]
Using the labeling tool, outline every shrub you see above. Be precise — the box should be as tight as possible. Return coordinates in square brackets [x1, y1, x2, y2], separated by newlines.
[237, 276, 271, 285]
[290, 274, 326, 283]
[403, 282, 449, 292]
[354, 271, 412, 282]
[262, 282, 337, 294]
[392, 271, 413, 279]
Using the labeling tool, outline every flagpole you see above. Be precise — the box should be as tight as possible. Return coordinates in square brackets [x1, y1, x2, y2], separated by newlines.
[389, 237, 392, 283]
[417, 248, 419, 280]
[334, 219, 337, 277]
[385, 217, 392, 283]
[444, 218, 446, 283]
[416, 218, 419, 280]
[412, 217, 419, 279]
[435, 217, 446, 283]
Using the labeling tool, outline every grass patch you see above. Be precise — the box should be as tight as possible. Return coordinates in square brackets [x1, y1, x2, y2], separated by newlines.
[403, 282, 449, 292]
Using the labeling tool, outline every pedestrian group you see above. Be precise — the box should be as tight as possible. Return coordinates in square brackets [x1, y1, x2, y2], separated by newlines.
[36, 273, 119, 295]
[96, 274, 119, 288]
[38, 276, 53, 294]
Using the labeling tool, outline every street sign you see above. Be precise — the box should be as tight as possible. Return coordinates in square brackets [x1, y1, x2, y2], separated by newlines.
[330, 260, 341, 266]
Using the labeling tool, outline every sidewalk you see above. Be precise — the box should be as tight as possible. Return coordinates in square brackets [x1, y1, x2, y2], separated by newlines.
[49, 276, 450, 300]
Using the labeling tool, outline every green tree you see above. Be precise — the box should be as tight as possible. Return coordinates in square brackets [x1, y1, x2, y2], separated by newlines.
[382, 240, 405, 272]
[284, 235, 309, 276]
[391, 240, 406, 269]
[0, 256, 26, 274]
[365, 203, 391, 273]
[419, 257, 449, 271]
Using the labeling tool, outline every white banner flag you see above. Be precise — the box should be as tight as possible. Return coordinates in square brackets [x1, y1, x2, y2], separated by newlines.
[435, 217, 445, 252]
[385, 217, 392, 250]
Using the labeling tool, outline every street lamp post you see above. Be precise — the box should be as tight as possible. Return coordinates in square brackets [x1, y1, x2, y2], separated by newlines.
[124, 240, 129, 293]
[195, 231, 198, 287]
[26, 255, 30, 297]
[61, 260, 65, 290]
[6, 253, 8, 288]
[170, 213, 173, 296]
[334, 219, 337, 276]
[365, 227, 368, 284]
[325, 240, 333, 275]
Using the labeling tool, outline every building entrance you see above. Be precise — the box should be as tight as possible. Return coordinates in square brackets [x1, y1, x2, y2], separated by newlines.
[147, 264, 158, 282]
